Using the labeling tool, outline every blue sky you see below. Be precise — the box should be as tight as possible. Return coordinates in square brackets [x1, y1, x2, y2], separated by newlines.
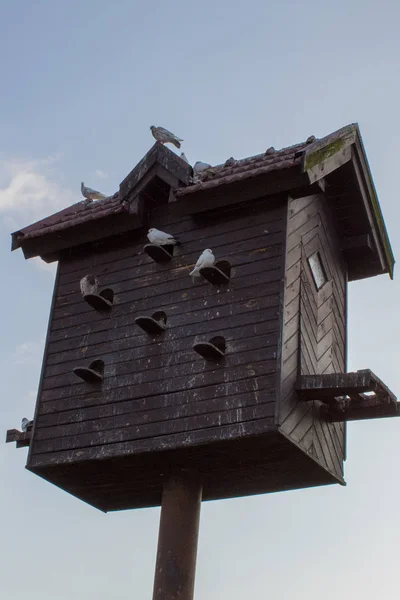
[1, 0, 400, 598]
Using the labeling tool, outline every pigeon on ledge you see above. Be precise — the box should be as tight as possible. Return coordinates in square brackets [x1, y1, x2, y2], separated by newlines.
[147, 228, 181, 246]
[81, 182, 107, 201]
[21, 418, 33, 433]
[180, 152, 189, 164]
[150, 126, 183, 149]
[190, 249, 215, 277]
[80, 274, 99, 297]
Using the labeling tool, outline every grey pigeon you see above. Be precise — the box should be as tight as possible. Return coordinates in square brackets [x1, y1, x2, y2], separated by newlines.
[190, 249, 215, 277]
[224, 157, 236, 167]
[193, 161, 212, 174]
[180, 152, 189, 164]
[147, 228, 181, 246]
[150, 126, 183, 149]
[80, 274, 99, 297]
[81, 182, 107, 201]
[21, 418, 32, 432]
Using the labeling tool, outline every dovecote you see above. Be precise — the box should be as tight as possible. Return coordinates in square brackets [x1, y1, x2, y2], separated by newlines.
[7, 125, 397, 513]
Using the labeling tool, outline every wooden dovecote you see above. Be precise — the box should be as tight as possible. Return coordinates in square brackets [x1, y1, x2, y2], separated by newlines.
[7, 125, 398, 513]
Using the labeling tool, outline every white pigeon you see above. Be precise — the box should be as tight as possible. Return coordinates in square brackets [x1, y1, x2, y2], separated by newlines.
[21, 418, 32, 432]
[81, 182, 107, 201]
[190, 249, 215, 277]
[150, 126, 183, 149]
[147, 228, 181, 246]
[80, 274, 99, 297]
[180, 152, 189, 164]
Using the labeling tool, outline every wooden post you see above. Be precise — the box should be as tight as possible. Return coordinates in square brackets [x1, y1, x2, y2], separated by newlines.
[152, 474, 202, 600]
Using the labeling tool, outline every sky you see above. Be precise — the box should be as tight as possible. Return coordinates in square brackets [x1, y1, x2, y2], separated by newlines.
[1, 0, 400, 598]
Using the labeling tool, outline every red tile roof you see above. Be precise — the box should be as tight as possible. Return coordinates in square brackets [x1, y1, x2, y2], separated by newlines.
[174, 138, 316, 197]
[13, 191, 121, 243]
[13, 136, 317, 246]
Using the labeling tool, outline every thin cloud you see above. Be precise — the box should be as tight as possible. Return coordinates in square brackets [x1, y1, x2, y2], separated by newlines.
[95, 169, 108, 179]
[0, 156, 76, 229]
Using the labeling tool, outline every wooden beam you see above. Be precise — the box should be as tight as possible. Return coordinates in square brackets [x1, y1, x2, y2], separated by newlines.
[152, 474, 202, 600]
[6, 429, 31, 448]
[296, 370, 399, 422]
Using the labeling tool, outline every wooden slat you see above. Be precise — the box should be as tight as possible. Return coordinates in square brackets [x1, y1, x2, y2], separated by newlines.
[37, 376, 276, 429]
[279, 193, 346, 481]
[29, 418, 277, 467]
[46, 319, 278, 369]
[33, 404, 276, 454]
[39, 360, 276, 414]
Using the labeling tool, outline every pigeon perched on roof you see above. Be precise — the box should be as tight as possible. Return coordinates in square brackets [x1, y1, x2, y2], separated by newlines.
[150, 126, 183, 149]
[147, 228, 181, 246]
[21, 418, 33, 433]
[80, 274, 99, 297]
[224, 157, 236, 167]
[81, 182, 107, 201]
[193, 161, 212, 174]
[180, 152, 189, 164]
[190, 249, 215, 277]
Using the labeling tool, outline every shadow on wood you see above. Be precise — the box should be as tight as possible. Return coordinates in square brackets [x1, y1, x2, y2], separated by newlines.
[144, 244, 174, 263]
[135, 311, 167, 335]
[199, 260, 231, 285]
[193, 336, 226, 361]
[73, 359, 104, 383]
[83, 288, 114, 312]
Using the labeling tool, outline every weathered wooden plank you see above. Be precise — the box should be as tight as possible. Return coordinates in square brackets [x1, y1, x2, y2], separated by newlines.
[35, 389, 276, 442]
[59, 203, 285, 276]
[313, 415, 338, 476]
[56, 230, 284, 298]
[50, 286, 280, 346]
[41, 346, 276, 399]
[37, 375, 276, 428]
[57, 225, 284, 300]
[47, 305, 280, 359]
[44, 330, 279, 379]
[33, 403, 276, 454]
[279, 193, 346, 479]
[296, 371, 374, 397]
[40, 360, 275, 412]
[42, 341, 278, 392]
[29, 417, 277, 466]
[50, 269, 282, 343]
[46, 319, 278, 368]
[54, 260, 283, 319]
[53, 280, 281, 335]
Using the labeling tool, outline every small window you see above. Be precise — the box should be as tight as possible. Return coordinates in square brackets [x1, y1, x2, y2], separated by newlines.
[307, 251, 327, 290]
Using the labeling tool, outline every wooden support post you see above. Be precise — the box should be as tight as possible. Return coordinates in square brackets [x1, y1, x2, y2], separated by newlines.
[152, 474, 202, 600]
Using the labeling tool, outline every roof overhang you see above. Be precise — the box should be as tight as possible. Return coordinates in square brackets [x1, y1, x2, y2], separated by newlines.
[11, 143, 192, 262]
[172, 124, 394, 281]
[302, 124, 394, 279]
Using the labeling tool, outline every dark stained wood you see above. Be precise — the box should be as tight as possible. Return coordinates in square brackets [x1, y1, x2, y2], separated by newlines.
[6, 429, 31, 448]
[27, 431, 341, 512]
[24, 196, 324, 511]
[279, 193, 347, 481]
[152, 474, 202, 600]
[297, 371, 399, 422]
[20, 210, 143, 261]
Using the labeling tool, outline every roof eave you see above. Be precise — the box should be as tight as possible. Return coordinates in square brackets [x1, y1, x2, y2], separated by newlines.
[302, 124, 395, 279]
